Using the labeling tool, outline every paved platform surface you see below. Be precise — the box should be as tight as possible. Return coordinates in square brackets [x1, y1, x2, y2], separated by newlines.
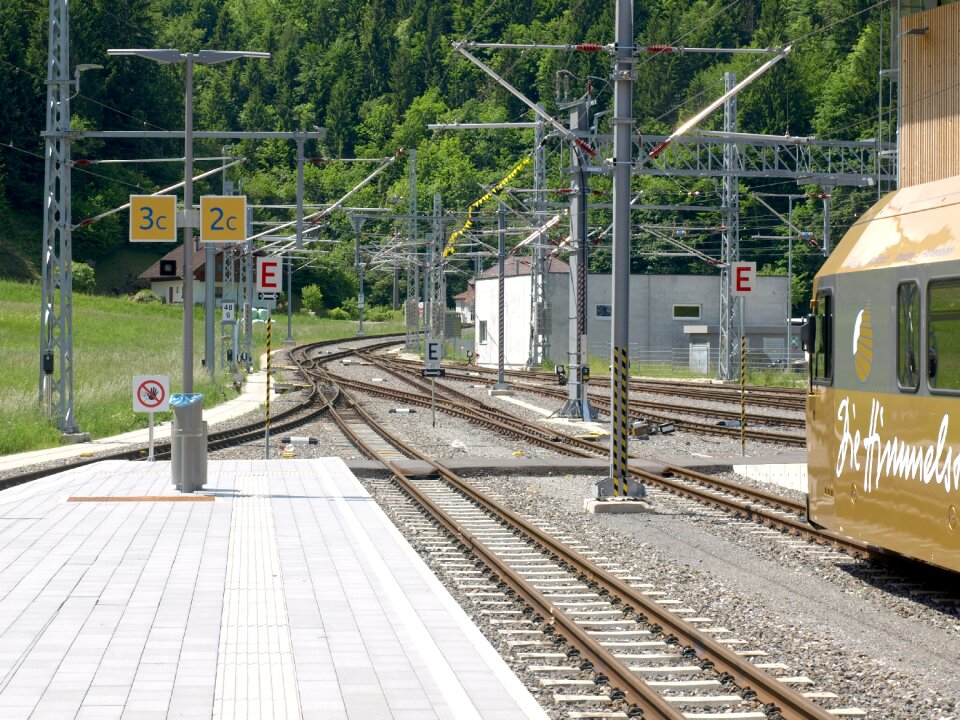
[0, 458, 548, 720]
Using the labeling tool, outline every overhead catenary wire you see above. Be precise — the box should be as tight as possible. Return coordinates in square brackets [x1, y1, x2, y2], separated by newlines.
[73, 158, 246, 229]
[256, 150, 404, 255]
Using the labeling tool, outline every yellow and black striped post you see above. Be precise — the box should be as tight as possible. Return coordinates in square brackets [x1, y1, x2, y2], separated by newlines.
[611, 346, 630, 497]
[740, 335, 746, 456]
[265, 315, 272, 459]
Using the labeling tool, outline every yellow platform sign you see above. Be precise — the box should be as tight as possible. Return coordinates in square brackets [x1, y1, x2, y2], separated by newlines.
[200, 195, 247, 243]
[129, 195, 177, 242]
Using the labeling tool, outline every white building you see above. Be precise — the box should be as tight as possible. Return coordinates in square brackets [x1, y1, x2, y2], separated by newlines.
[474, 261, 793, 372]
[139, 245, 229, 304]
[473, 257, 571, 368]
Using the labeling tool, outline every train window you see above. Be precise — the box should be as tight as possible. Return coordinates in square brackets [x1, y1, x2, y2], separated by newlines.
[812, 292, 832, 383]
[927, 280, 960, 390]
[897, 282, 920, 390]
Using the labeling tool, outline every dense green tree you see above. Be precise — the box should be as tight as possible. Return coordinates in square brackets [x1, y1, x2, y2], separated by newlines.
[300, 283, 324, 315]
[0, 0, 895, 296]
[71, 262, 96, 294]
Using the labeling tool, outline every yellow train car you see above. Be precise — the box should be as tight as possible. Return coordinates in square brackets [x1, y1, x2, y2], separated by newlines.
[805, 174, 960, 573]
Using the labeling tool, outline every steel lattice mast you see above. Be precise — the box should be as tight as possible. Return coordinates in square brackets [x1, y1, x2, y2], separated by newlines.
[39, 0, 79, 434]
[528, 112, 548, 367]
[719, 72, 741, 381]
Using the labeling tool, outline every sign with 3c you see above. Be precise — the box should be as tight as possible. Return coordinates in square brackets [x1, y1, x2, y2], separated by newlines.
[129, 195, 177, 242]
[200, 195, 247, 243]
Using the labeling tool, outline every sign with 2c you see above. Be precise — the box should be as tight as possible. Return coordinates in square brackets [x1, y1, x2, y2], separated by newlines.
[200, 195, 247, 243]
[129, 195, 177, 242]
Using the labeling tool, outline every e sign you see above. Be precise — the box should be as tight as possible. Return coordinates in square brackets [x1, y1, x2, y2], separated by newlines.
[731, 262, 756, 296]
[257, 257, 282, 294]
[425, 339, 442, 370]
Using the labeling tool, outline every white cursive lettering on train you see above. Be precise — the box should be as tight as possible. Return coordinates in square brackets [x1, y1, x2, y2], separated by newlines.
[835, 396, 960, 494]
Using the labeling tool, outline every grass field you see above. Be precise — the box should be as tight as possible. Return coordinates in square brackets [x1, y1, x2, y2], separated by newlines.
[0, 280, 404, 455]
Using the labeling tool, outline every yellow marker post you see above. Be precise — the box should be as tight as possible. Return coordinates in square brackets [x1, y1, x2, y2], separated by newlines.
[129, 195, 178, 242]
[200, 195, 247, 243]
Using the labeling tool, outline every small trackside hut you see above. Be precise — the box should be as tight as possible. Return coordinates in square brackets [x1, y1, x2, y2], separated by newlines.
[803, 173, 960, 573]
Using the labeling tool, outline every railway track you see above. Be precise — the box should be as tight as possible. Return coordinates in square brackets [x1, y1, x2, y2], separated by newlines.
[389, 358, 808, 411]
[320, 351, 874, 562]
[310, 369, 863, 718]
[363, 353, 807, 449]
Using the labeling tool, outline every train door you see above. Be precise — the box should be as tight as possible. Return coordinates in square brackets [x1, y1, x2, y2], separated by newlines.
[805, 286, 835, 526]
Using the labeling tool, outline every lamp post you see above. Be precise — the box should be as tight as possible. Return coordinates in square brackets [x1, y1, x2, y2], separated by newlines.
[107, 49, 269, 393]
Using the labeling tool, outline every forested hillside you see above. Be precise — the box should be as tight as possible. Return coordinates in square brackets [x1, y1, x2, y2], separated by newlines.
[0, 0, 889, 311]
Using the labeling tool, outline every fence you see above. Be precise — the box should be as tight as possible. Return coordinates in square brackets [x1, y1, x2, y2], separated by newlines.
[583, 342, 807, 379]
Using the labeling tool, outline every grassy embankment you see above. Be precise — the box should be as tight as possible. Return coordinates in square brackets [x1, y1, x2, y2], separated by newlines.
[0, 280, 404, 455]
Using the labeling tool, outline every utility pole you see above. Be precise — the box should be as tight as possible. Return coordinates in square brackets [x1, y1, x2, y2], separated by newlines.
[491, 201, 511, 394]
[221, 243, 238, 373]
[406, 149, 418, 347]
[432, 194, 443, 338]
[287, 135, 305, 345]
[719, 71, 741, 381]
[350, 215, 367, 337]
[39, 0, 82, 436]
[107, 49, 270, 395]
[244, 220, 254, 371]
[528, 110, 548, 367]
[557, 99, 592, 419]
[597, 0, 644, 499]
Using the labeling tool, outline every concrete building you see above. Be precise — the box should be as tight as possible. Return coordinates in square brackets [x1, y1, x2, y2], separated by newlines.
[473, 257, 571, 368]
[474, 262, 792, 373]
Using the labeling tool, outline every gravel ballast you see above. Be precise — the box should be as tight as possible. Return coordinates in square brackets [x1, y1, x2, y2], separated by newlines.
[326, 356, 960, 719]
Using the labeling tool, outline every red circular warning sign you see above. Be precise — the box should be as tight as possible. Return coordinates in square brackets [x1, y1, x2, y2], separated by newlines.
[137, 380, 166, 409]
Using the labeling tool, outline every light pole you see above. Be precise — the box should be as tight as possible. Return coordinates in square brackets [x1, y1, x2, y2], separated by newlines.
[350, 215, 367, 337]
[107, 49, 269, 393]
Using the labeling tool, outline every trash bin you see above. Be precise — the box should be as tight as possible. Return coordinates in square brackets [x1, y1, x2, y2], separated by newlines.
[170, 393, 207, 493]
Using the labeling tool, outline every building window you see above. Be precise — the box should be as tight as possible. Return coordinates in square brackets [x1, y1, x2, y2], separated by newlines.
[812, 292, 832, 384]
[897, 282, 920, 391]
[673, 304, 701, 320]
[478, 320, 487, 344]
[595, 304, 612, 319]
[928, 279, 960, 390]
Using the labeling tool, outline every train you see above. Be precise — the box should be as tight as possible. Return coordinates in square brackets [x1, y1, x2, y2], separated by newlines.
[803, 173, 960, 573]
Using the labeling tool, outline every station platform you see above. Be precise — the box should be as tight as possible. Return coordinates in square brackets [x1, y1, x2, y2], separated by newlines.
[0, 458, 548, 720]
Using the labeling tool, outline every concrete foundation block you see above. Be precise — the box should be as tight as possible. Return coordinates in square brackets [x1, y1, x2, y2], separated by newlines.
[583, 498, 656, 514]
